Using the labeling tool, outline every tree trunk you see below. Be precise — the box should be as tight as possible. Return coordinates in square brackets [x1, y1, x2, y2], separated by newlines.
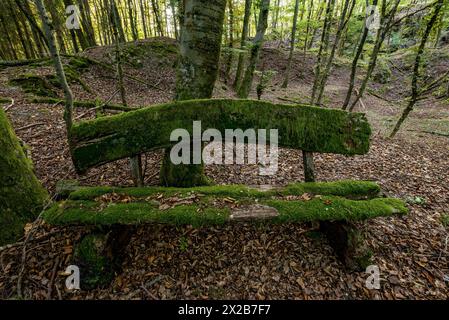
[237, 0, 270, 98]
[303, 0, 314, 53]
[160, 0, 227, 187]
[35, 0, 74, 133]
[151, 0, 165, 37]
[348, 0, 401, 112]
[128, 0, 139, 41]
[233, 0, 252, 88]
[110, 0, 144, 186]
[342, 0, 377, 110]
[281, 0, 300, 88]
[390, 0, 444, 138]
[0, 108, 48, 245]
[315, 0, 355, 105]
[169, 0, 178, 39]
[310, 0, 335, 104]
[224, 0, 235, 84]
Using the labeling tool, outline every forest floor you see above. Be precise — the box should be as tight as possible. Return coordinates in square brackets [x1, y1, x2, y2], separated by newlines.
[0, 37, 448, 299]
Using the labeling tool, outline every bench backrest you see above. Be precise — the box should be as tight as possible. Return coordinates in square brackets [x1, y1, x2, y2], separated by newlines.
[69, 99, 372, 174]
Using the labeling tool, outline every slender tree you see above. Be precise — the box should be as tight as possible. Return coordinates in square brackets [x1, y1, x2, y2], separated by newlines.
[347, 0, 401, 112]
[35, 0, 74, 133]
[233, 0, 252, 88]
[281, 0, 301, 88]
[237, 0, 270, 98]
[342, 0, 378, 109]
[315, 0, 355, 105]
[390, 0, 446, 138]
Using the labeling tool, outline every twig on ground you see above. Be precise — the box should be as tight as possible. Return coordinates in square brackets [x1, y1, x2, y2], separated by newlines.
[4, 98, 15, 112]
[16, 122, 46, 131]
[47, 256, 60, 300]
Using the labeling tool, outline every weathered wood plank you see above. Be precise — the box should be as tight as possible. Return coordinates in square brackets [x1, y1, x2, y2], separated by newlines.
[69, 99, 371, 174]
[42, 181, 407, 227]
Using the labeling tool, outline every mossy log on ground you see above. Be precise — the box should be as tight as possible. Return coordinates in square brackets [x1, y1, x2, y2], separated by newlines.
[0, 108, 48, 245]
[69, 99, 372, 174]
[42, 181, 407, 227]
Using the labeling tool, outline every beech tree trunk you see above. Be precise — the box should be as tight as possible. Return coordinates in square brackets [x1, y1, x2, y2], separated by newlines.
[160, 0, 227, 187]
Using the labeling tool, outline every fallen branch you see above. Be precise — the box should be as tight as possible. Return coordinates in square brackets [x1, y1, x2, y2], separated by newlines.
[47, 256, 60, 300]
[407, 129, 449, 137]
[2, 98, 14, 112]
[16, 122, 46, 131]
[0, 58, 50, 67]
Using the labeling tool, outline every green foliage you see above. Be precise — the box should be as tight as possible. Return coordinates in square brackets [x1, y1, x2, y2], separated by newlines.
[371, 58, 392, 84]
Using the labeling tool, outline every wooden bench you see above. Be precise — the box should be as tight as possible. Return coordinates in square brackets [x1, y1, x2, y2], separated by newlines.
[42, 99, 407, 288]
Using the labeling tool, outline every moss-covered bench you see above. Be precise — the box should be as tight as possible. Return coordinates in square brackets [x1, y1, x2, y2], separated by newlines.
[42, 99, 407, 288]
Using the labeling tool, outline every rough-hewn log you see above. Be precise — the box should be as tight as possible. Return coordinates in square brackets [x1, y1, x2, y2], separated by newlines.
[42, 181, 407, 226]
[69, 99, 372, 174]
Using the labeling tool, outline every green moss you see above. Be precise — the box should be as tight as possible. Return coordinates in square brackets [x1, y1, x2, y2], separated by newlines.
[69, 99, 372, 173]
[43, 192, 407, 227]
[44, 200, 230, 227]
[9, 74, 58, 98]
[74, 233, 114, 290]
[68, 180, 381, 201]
[0, 108, 48, 245]
[0, 97, 12, 104]
[371, 58, 392, 84]
[264, 197, 407, 223]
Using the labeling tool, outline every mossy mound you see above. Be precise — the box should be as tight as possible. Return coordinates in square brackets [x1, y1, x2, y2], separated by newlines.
[9, 74, 58, 98]
[371, 58, 392, 84]
[107, 38, 178, 69]
[8, 56, 92, 97]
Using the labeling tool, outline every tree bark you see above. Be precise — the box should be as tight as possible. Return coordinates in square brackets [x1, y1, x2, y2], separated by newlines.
[342, 0, 378, 110]
[35, 0, 74, 133]
[237, 0, 270, 98]
[281, 0, 300, 88]
[160, 0, 227, 187]
[390, 0, 445, 138]
[233, 0, 252, 88]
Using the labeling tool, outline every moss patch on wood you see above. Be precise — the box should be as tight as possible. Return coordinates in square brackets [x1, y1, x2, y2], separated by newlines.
[69, 99, 372, 173]
[74, 233, 114, 289]
[68, 180, 381, 201]
[42, 181, 406, 227]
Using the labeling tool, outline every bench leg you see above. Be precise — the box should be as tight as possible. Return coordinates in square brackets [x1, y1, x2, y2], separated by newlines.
[73, 226, 135, 290]
[319, 221, 372, 271]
